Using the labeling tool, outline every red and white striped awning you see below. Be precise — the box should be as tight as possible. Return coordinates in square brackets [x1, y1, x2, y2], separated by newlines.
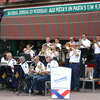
[1, 11, 100, 40]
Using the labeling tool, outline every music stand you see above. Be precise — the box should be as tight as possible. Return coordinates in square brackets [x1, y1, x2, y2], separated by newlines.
[19, 53, 31, 61]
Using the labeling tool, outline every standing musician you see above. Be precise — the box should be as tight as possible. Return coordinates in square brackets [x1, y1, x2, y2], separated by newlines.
[23, 44, 35, 59]
[54, 38, 62, 50]
[79, 33, 91, 77]
[25, 56, 45, 93]
[92, 35, 100, 78]
[45, 37, 51, 47]
[65, 37, 76, 67]
[35, 53, 59, 95]
[6, 52, 17, 72]
[68, 43, 81, 92]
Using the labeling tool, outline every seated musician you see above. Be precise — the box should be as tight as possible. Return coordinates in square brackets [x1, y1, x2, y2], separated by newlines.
[11, 56, 29, 90]
[38, 43, 48, 56]
[25, 56, 45, 93]
[1, 53, 7, 64]
[35, 53, 59, 95]
[23, 44, 35, 60]
[48, 45, 60, 62]
[6, 52, 17, 72]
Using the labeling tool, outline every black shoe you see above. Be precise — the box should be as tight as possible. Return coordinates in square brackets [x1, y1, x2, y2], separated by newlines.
[73, 88, 79, 92]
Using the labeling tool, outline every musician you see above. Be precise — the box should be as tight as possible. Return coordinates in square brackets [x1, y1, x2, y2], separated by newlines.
[23, 44, 35, 59]
[48, 45, 60, 62]
[54, 38, 62, 50]
[79, 33, 91, 77]
[1, 53, 7, 63]
[45, 37, 51, 47]
[68, 43, 81, 92]
[65, 37, 76, 67]
[92, 35, 100, 78]
[11, 56, 29, 90]
[19, 56, 29, 74]
[35, 53, 59, 95]
[25, 56, 45, 93]
[6, 52, 17, 72]
[38, 43, 48, 56]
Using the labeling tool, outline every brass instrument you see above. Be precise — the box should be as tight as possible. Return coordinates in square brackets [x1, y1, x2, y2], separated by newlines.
[92, 39, 97, 44]
[38, 50, 46, 55]
[65, 43, 71, 49]
[37, 64, 44, 76]
[28, 62, 35, 76]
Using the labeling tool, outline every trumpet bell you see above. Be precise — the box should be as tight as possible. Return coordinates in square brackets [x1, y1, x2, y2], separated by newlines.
[66, 43, 70, 49]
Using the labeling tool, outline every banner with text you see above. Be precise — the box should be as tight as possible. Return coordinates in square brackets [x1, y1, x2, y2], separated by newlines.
[4, 2, 100, 16]
[51, 67, 72, 99]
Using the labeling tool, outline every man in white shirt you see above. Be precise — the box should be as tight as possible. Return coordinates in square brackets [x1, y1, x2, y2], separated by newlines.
[54, 38, 62, 50]
[92, 35, 100, 78]
[25, 56, 45, 93]
[68, 43, 81, 92]
[65, 37, 76, 67]
[45, 37, 51, 47]
[79, 33, 91, 77]
[23, 44, 35, 60]
[6, 52, 17, 72]
[35, 53, 59, 95]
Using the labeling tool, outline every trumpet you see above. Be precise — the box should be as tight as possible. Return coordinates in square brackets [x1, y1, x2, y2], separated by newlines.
[92, 39, 97, 44]
[65, 43, 71, 49]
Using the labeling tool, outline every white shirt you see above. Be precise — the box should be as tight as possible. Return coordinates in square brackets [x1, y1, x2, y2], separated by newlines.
[20, 62, 29, 74]
[69, 49, 81, 63]
[46, 60, 59, 72]
[1, 57, 7, 63]
[80, 39, 91, 48]
[46, 42, 51, 47]
[55, 43, 62, 50]
[68, 41, 76, 45]
[35, 61, 45, 72]
[7, 58, 17, 72]
[29, 50, 35, 58]
[94, 42, 100, 54]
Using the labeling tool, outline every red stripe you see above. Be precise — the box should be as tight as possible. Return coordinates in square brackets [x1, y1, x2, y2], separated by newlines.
[29, 15, 42, 40]
[89, 12, 93, 38]
[63, 14, 71, 39]
[82, 12, 88, 36]
[57, 15, 65, 39]
[77, 13, 82, 38]
[61, 90, 70, 97]
[49, 15, 58, 39]
[40, 15, 50, 37]
[94, 12, 99, 38]
[71, 13, 77, 38]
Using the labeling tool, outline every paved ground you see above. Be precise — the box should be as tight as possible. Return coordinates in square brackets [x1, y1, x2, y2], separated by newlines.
[0, 88, 100, 100]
